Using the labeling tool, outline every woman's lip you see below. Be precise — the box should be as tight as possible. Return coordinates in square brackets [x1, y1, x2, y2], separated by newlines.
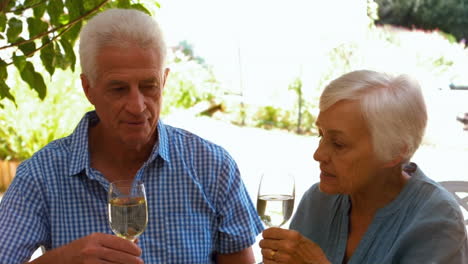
[320, 171, 336, 178]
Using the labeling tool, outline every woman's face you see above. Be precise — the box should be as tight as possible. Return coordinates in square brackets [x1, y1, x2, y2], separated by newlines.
[314, 100, 386, 195]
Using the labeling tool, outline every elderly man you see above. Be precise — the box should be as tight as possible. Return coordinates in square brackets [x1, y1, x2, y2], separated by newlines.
[0, 8, 263, 264]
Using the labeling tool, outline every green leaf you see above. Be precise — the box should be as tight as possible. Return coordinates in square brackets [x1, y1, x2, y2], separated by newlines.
[65, 0, 84, 19]
[33, 1, 47, 18]
[17, 37, 36, 56]
[60, 38, 76, 71]
[33, 71, 47, 100]
[0, 13, 6, 32]
[83, 0, 99, 11]
[130, 3, 152, 16]
[27, 17, 48, 38]
[6, 18, 23, 43]
[47, 0, 65, 26]
[58, 13, 70, 25]
[6, 0, 16, 12]
[0, 59, 7, 80]
[0, 80, 15, 102]
[117, 0, 131, 8]
[54, 43, 69, 70]
[13, 55, 27, 72]
[40, 37, 55, 76]
[24, 0, 43, 6]
[20, 62, 47, 100]
[62, 21, 82, 46]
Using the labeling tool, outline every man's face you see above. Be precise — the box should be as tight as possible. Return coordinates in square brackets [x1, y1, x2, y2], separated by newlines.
[82, 44, 169, 149]
[314, 100, 386, 195]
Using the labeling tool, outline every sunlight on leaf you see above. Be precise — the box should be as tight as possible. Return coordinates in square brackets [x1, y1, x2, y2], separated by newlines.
[47, 0, 65, 26]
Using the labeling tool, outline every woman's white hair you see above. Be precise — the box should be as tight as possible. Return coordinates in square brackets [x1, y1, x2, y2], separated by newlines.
[320, 70, 427, 163]
[79, 8, 167, 84]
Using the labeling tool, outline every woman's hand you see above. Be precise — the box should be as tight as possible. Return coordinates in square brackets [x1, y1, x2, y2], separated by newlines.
[259, 227, 331, 264]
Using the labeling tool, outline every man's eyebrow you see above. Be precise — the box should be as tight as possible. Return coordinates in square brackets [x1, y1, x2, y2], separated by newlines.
[140, 77, 158, 84]
[107, 80, 128, 86]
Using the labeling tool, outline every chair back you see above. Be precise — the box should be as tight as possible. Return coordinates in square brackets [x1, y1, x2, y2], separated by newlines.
[439, 181, 468, 227]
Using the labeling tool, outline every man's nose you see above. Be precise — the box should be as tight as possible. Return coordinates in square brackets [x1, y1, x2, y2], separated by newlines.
[126, 87, 146, 114]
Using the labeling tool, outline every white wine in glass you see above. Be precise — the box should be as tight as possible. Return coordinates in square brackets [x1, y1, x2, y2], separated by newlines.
[108, 180, 148, 242]
[256, 170, 295, 228]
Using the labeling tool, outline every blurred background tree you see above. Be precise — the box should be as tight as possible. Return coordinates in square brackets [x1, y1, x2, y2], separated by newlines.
[375, 0, 468, 42]
[0, 0, 155, 105]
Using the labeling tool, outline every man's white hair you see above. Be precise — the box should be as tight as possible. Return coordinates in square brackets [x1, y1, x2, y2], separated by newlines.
[319, 70, 427, 163]
[79, 8, 167, 84]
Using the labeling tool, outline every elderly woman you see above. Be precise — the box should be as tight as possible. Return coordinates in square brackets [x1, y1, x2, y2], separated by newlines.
[259, 70, 468, 263]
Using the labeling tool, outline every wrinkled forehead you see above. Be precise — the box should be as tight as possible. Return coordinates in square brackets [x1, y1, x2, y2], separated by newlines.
[316, 100, 369, 137]
[95, 45, 165, 77]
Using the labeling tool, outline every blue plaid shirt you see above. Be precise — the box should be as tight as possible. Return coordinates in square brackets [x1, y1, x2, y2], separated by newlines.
[0, 111, 263, 264]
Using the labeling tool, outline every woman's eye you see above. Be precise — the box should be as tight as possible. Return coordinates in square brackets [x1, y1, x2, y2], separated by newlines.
[333, 142, 345, 149]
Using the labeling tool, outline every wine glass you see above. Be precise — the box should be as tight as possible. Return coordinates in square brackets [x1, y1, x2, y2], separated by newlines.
[256, 169, 295, 228]
[108, 180, 148, 242]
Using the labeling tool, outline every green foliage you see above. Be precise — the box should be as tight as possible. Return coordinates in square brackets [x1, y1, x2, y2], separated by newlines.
[162, 46, 221, 116]
[375, 0, 468, 42]
[0, 0, 158, 102]
[288, 77, 305, 134]
[0, 68, 92, 161]
[251, 103, 316, 134]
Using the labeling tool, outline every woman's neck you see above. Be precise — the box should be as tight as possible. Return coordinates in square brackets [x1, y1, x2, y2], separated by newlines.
[349, 166, 410, 216]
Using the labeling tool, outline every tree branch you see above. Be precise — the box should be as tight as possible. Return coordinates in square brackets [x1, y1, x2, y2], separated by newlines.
[6, 24, 73, 66]
[0, 0, 110, 50]
[0, 0, 11, 13]
[6, 0, 48, 14]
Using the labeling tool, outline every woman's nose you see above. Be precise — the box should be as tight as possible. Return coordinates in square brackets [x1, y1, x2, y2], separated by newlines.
[313, 141, 328, 162]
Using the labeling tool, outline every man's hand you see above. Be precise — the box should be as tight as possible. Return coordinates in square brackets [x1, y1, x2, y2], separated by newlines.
[259, 227, 330, 264]
[30, 233, 143, 264]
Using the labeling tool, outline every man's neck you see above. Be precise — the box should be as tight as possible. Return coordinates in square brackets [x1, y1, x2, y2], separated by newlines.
[88, 124, 156, 181]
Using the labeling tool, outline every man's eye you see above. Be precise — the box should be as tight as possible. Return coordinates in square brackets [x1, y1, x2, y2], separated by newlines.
[111, 87, 125, 92]
[142, 85, 157, 91]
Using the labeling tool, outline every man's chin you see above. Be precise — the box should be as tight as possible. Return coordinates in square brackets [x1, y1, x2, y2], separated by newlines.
[121, 136, 153, 150]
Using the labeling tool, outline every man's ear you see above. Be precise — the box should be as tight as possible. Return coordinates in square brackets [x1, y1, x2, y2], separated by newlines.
[162, 68, 170, 88]
[80, 74, 94, 105]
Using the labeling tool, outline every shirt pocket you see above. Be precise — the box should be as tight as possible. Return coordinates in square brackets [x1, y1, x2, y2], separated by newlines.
[164, 213, 214, 263]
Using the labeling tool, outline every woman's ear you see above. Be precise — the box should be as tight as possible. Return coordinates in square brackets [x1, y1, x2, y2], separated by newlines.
[382, 155, 404, 168]
[382, 146, 408, 168]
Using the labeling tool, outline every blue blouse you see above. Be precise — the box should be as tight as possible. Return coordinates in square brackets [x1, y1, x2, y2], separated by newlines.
[290, 163, 468, 264]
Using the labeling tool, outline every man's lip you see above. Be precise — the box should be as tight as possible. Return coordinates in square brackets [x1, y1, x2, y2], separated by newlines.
[123, 120, 146, 125]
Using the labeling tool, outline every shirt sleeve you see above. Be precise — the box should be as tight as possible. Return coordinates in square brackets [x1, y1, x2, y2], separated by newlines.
[0, 161, 50, 264]
[215, 152, 264, 254]
[395, 194, 468, 264]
